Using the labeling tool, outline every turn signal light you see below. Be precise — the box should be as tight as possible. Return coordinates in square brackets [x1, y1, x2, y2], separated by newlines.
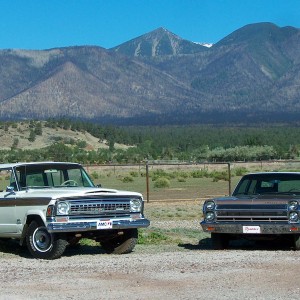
[290, 227, 299, 232]
[207, 226, 216, 231]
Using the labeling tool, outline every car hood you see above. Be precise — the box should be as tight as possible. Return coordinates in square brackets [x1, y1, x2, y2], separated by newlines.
[17, 187, 143, 199]
[211, 194, 300, 205]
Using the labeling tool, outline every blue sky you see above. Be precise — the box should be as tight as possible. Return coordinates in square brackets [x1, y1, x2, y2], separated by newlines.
[0, 0, 299, 50]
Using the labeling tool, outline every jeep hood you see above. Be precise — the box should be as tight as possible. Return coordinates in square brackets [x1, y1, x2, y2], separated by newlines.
[19, 187, 143, 199]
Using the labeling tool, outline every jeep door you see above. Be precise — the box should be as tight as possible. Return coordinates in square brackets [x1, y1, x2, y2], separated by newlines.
[0, 169, 18, 234]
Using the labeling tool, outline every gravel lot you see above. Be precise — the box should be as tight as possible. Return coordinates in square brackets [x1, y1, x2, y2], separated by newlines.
[1, 229, 300, 300]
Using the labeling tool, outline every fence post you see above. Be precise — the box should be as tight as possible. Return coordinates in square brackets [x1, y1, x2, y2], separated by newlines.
[146, 161, 150, 203]
[228, 162, 232, 195]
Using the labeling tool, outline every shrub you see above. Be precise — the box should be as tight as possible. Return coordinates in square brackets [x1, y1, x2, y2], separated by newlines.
[177, 176, 186, 182]
[129, 171, 139, 177]
[122, 176, 134, 183]
[151, 169, 173, 181]
[190, 169, 209, 178]
[211, 171, 228, 182]
[173, 171, 189, 179]
[234, 167, 248, 176]
[154, 177, 170, 188]
[90, 171, 99, 179]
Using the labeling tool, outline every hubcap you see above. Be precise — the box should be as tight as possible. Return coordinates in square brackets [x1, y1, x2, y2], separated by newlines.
[33, 227, 52, 252]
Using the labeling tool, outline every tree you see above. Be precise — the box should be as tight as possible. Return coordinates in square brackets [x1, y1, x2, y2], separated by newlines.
[11, 138, 19, 150]
[34, 122, 43, 135]
[28, 130, 36, 142]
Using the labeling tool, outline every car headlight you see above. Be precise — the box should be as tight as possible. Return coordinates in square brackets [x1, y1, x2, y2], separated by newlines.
[57, 201, 70, 215]
[130, 198, 142, 212]
[205, 201, 215, 211]
[205, 212, 215, 222]
[289, 212, 299, 223]
[288, 200, 298, 211]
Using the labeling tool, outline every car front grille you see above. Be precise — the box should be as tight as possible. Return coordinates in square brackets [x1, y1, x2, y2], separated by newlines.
[62, 196, 134, 216]
[70, 202, 131, 215]
[215, 204, 288, 222]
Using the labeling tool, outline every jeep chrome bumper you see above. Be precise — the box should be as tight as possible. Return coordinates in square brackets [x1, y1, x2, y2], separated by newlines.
[201, 221, 300, 235]
[47, 218, 150, 233]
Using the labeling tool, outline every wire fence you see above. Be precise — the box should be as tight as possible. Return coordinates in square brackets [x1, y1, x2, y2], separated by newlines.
[84, 160, 300, 203]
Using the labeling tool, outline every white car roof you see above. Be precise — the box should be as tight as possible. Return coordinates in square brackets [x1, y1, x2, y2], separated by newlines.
[0, 162, 81, 169]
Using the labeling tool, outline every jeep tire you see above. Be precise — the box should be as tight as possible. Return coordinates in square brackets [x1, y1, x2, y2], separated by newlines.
[26, 221, 67, 259]
[101, 228, 138, 254]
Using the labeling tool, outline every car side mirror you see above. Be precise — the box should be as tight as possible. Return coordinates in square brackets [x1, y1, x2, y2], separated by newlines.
[6, 186, 16, 194]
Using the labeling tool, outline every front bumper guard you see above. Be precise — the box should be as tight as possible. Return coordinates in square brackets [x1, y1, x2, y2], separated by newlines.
[201, 221, 300, 235]
[47, 218, 150, 233]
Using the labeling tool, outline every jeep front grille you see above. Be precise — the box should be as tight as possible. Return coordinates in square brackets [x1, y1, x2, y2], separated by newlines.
[66, 197, 130, 216]
[69, 200, 131, 215]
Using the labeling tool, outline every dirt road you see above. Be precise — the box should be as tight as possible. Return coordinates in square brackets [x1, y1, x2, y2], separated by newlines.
[0, 240, 300, 300]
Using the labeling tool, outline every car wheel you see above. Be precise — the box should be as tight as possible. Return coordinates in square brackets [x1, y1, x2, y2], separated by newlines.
[293, 234, 300, 250]
[67, 236, 81, 247]
[101, 229, 138, 254]
[211, 233, 229, 250]
[26, 221, 67, 259]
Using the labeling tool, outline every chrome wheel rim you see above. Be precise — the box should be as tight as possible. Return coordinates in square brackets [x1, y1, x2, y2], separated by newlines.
[32, 227, 52, 252]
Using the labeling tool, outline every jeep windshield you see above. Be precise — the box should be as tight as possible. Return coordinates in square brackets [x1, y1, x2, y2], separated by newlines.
[233, 173, 300, 196]
[13, 163, 95, 189]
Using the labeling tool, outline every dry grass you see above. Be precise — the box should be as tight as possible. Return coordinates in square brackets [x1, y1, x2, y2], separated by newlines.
[0, 122, 130, 151]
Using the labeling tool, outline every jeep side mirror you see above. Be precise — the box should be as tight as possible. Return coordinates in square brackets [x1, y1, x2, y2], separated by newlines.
[6, 186, 16, 194]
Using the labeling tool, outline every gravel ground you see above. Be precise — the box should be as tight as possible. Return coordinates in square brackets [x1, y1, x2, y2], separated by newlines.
[1, 228, 300, 300]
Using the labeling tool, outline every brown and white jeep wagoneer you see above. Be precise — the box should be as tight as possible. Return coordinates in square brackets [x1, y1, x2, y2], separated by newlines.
[0, 162, 149, 259]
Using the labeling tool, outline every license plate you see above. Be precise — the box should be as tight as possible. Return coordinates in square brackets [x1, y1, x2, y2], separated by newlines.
[97, 220, 112, 229]
[243, 225, 261, 234]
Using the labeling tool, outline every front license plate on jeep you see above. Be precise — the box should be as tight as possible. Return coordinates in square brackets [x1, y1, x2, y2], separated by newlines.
[97, 220, 112, 229]
[243, 226, 261, 234]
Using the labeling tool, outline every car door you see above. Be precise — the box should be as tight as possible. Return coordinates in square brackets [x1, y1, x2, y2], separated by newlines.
[0, 169, 18, 234]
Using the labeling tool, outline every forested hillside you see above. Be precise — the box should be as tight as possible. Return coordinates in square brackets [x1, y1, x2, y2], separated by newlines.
[1, 120, 300, 163]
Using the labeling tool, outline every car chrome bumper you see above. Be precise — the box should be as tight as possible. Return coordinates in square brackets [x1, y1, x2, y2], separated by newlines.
[201, 221, 300, 235]
[47, 218, 150, 233]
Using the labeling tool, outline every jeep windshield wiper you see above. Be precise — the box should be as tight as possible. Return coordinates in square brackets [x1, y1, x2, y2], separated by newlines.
[24, 186, 53, 189]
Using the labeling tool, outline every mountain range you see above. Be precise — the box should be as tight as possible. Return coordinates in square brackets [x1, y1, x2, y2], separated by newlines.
[0, 22, 300, 125]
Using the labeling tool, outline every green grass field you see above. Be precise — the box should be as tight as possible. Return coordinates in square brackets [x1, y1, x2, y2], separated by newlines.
[92, 171, 241, 202]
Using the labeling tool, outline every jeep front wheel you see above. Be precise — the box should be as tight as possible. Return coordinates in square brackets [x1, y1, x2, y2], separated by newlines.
[26, 221, 67, 259]
[101, 229, 138, 254]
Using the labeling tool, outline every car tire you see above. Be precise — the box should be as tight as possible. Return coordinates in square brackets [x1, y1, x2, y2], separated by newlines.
[101, 229, 138, 254]
[211, 233, 229, 250]
[67, 236, 81, 247]
[293, 234, 300, 250]
[26, 221, 67, 259]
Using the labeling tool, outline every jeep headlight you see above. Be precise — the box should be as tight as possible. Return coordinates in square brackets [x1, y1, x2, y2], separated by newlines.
[130, 198, 142, 212]
[289, 212, 299, 223]
[288, 200, 298, 211]
[205, 201, 215, 211]
[57, 201, 70, 215]
[205, 212, 215, 222]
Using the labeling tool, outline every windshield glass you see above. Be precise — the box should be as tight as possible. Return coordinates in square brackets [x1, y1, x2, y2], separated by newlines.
[233, 173, 300, 196]
[0, 169, 16, 191]
[14, 164, 95, 189]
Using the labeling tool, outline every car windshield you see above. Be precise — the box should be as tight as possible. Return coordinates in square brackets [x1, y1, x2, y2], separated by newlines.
[13, 164, 95, 189]
[233, 173, 300, 196]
